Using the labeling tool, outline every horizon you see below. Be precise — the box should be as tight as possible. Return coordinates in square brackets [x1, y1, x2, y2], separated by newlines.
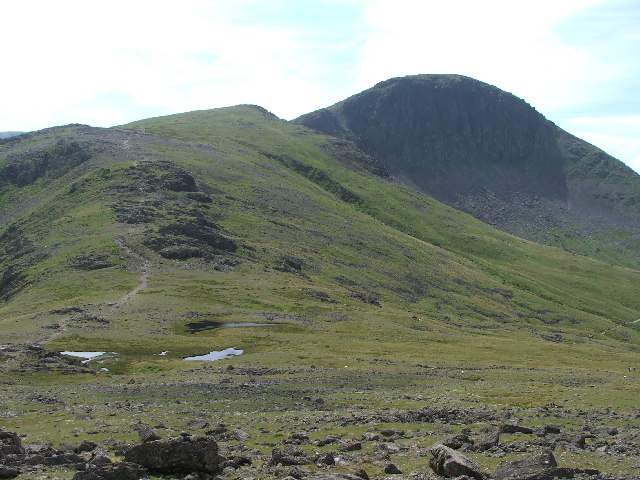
[1, 0, 639, 173]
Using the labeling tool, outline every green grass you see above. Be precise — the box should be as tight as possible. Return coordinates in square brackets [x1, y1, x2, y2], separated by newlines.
[0, 107, 639, 477]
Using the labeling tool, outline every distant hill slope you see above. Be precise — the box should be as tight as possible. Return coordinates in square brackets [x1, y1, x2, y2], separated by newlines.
[295, 74, 640, 269]
[0, 106, 638, 373]
[0, 131, 25, 139]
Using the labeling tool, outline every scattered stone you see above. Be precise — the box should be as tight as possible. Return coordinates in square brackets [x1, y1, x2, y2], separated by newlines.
[75, 441, 98, 453]
[428, 444, 484, 480]
[268, 446, 311, 466]
[316, 452, 335, 466]
[473, 429, 500, 452]
[493, 451, 557, 479]
[350, 292, 381, 307]
[134, 426, 161, 443]
[354, 469, 370, 480]
[384, 462, 402, 474]
[380, 428, 404, 438]
[442, 433, 473, 450]
[231, 428, 250, 441]
[0, 465, 20, 479]
[222, 454, 252, 469]
[499, 424, 534, 434]
[288, 432, 310, 444]
[275, 256, 305, 273]
[72, 461, 147, 480]
[186, 420, 210, 431]
[314, 435, 340, 446]
[285, 468, 367, 479]
[536, 424, 561, 436]
[124, 434, 223, 474]
[338, 440, 362, 452]
[0, 430, 23, 456]
[69, 253, 114, 271]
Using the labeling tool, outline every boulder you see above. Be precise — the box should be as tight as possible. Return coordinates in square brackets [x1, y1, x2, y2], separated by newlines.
[124, 434, 223, 474]
[428, 444, 484, 479]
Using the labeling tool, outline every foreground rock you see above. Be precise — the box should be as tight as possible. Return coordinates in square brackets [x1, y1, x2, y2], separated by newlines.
[124, 434, 223, 474]
[428, 444, 484, 479]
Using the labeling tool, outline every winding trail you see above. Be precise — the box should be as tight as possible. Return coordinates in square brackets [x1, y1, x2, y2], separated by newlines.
[114, 236, 151, 306]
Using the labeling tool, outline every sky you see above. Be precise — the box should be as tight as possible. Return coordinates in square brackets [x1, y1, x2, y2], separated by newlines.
[1, 0, 639, 173]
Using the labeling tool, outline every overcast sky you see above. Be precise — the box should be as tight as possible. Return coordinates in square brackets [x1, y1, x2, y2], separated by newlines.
[2, 0, 639, 173]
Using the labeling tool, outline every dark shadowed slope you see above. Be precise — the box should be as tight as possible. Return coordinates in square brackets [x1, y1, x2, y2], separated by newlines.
[295, 74, 640, 269]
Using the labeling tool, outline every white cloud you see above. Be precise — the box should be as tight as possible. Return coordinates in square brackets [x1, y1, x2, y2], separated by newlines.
[349, 0, 614, 113]
[0, 0, 638, 174]
[0, 0, 345, 129]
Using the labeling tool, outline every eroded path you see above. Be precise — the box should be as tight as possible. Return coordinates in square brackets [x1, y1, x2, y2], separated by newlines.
[114, 236, 151, 306]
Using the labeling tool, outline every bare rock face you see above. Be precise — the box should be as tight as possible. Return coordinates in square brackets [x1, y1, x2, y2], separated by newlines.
[296, 74, 640, 269]
[124, 434, 223, 474]
[428, 444, 484, 479]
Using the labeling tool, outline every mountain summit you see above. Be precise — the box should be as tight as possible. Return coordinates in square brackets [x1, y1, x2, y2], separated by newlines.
[296, 74, 640, 268]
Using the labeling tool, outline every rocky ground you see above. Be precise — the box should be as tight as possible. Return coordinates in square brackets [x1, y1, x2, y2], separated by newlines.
[1, 346, 639, 479]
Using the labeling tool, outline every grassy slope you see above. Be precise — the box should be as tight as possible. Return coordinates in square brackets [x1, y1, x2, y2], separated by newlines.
[1, 109, 640, 479]
[0, 106, 638, 401]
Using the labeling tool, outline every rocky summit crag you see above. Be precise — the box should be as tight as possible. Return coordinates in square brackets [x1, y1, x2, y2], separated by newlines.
[295, 74, 640, 269]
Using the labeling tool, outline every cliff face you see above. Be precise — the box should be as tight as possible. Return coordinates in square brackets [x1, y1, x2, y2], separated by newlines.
[296, 74, 640, 268]
[301, 75, 567, 202]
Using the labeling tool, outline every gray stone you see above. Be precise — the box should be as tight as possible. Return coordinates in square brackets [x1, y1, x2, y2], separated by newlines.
[428, 444, 484, 479]
[124, 434, 223, 474]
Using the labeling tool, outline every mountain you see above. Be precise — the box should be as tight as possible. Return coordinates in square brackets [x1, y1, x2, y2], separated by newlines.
[295, 74, 640, 269]
[0, 131, 25, 139]
[1, 106, 638, 355]
[1, 106, 639, 478]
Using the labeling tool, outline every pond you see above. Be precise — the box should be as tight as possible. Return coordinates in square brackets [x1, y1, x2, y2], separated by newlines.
[185, 320, 276, 333]
[183, 347, 243, 361]
[60, 351, 117, 363]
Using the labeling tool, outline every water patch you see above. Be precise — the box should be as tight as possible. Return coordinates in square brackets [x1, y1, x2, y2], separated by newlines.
[184, 347, 243, 361]
[186, 320, 276, 333]
[60, 351, 116, 363]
